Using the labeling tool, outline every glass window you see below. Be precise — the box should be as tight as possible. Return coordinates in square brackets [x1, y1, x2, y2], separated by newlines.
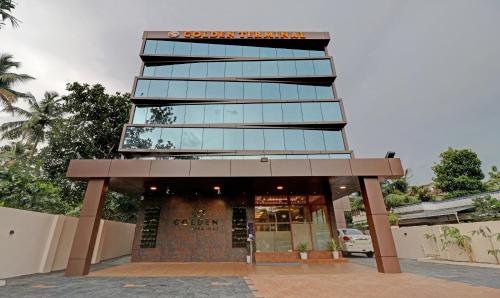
[225, 61, 243, 77]
[226, 45, 243, 56]
[143, 65, 155, 76]
[190, 43, 209, 56]
[173, 42, 191, 55]
[276, 48, 294, 57]
[261, 83, 280, 99]
[148, 106, 176, 124]
[263, 103, 283, 122]
[279, 84, 298, 99]
[223, 129, 243, 150]
[148, 80, 169, 97]
[298, 85, 317, 99]
[181, 128, 203, 149]
[277, 60, 297, 76]
[135, 80, 150, 97]
[293, 49, 309, 57]
[204, 104, 223, 123]
[208, 44, 225, 56]
[155, 65, 173, 77]
[330, 153, 351, 159]
[167, 80, 187, 98]
[202, 129, 223, 149]
[323, 131, 345, 150]
[259, 47, 277, 58]
[282, 103, 302, 122]
[284, 130, 305, 150]
[206, 81, 225, 98]
[224, 104, 243, 123]
[264, 129, 285, 150]
[242, 46, 259, 57]
[244, 83, 261, 99]
[187, 81, 206, 98]
[243, 104, 263, 123]
[295, 60, 314, 76]
[304, 130, 326, 150]
[316, 86, 334, 99]
[313, 60, 332, 76]
[309, 50, 325, 57]
[171, 64, 190, 77]
[143, 40, 157, 54]
[138, 127, 162, 149]
[207, 62, 225, 77]
[321, 102, 342, 121]
[301, 103, 323, 122]
[184, 105, 204, 123]
[242, 61, 260, 77]
[160, 128, 182, 149]
[260, 61, 278, 76]
[133, 106, 148, 123]
[169, 105, 186, 124]
[224, 82, 243, 99]
[244, 129, 264, 150]
[189, 62, 207, 77]
[156, 41, 174, 55]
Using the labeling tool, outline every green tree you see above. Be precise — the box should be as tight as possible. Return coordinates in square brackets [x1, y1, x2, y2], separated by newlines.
[0, 160, 69, 214]
[0, 92, 63, 153]
[39, 82, 138, 222]
[432, 148, 485, 197]
[0, 53, 33, 110]
[0, 0, 20, 29]
[485, 166, 500, 191]
[472, 196, 500, 220]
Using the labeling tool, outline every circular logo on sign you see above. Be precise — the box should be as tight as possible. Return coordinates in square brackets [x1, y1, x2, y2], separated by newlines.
[167, 31, 180, 38]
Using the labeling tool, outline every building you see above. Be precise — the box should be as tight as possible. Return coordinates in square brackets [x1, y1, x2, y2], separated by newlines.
[64, 31, 404, 276]
[393, 190, 500, 226]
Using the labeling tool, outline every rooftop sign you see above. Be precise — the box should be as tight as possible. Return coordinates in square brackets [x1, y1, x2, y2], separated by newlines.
[180, 31, 306, 39]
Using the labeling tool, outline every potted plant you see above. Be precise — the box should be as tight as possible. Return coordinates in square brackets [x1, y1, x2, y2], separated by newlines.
[328, 239, 341, 259]
[297, 243, 308, 260]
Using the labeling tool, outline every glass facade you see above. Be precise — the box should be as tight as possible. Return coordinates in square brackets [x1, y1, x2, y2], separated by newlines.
[144, 40, 326, 57]
[123, 127, 345, 151]
[132, 102, 343, 124]
[143, 59, 333, 78]
[134, 79, 334, 99]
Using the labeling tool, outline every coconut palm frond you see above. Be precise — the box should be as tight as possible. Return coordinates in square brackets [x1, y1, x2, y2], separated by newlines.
[2, 105, 31, 118]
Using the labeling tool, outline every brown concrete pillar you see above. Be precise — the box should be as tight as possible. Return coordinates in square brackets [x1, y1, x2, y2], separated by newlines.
[65, 179, 109, 276]
[359, 177, 401, 273]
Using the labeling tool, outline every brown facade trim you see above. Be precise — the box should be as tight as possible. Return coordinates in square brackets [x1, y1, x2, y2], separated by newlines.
[66, 158, 404, 179]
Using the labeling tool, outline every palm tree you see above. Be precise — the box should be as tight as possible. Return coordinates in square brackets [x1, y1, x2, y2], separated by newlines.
[0, 0, 20, 29]
[0, 53, 34, 110]
[0, 141, 31, 165]
[0, 91, 63, 153]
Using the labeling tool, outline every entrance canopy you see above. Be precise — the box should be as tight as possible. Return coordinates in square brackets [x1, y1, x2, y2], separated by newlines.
[66, 158, 403, 200]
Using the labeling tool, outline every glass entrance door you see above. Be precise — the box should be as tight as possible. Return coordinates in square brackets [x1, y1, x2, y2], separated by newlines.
[254, 195, 332, 252]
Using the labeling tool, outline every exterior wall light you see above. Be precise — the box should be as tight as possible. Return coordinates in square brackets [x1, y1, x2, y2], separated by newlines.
[150, 186, 158, 191]
[276, 186, 284, 190]
[339, 186, 347, 190]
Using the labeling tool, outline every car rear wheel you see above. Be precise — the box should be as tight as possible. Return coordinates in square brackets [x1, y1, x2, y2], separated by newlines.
[366, 252, 374, 258]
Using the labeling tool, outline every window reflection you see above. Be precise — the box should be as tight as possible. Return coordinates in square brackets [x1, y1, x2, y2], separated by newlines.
[145, 41, 326, 58]
[132, 102, 343, 124]
[143, 59, 333, 78]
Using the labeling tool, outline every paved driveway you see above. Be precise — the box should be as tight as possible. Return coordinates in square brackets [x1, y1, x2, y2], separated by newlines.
[348, 255, 500, 289]
[1, 256, 499, 297]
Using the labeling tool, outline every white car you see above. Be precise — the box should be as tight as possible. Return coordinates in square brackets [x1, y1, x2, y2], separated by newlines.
[338, 228, 374, 258]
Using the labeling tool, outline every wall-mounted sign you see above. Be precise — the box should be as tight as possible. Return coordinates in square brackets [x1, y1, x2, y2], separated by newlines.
[173, 209, 219, 231]
[182, 31, 306, 39]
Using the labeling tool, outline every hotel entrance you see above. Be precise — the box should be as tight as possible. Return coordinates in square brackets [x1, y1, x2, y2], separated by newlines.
[254, 195, 332, 254]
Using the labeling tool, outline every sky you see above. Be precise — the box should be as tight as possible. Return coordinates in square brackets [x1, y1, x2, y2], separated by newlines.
[0, 0, 499, 184]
